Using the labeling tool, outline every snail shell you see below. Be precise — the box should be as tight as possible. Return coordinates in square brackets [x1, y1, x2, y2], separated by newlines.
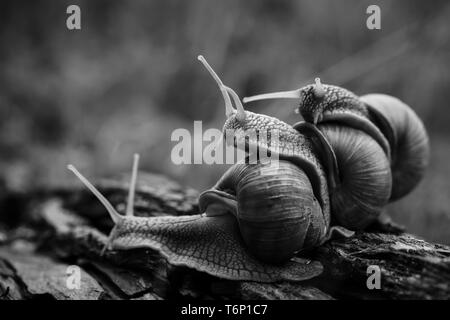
[292, 83, 430, 202]
[318, 124, 392, 229]
[361, 94, 430, 201]
[294, 121, 392, 230]
[199, 160, 327, 264]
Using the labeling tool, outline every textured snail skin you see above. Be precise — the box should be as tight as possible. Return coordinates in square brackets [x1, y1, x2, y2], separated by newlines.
[299, 84, 368, 122]
[298, 84, 391, 159]
[106, 213, 323, 282]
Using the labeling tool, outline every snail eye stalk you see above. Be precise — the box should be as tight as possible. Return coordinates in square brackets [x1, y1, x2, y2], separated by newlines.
[313, 77, 326, 100]
[198, 55, 234, 118]
[126, 153, 140, 216]
[224, 86, 246, 122]
[243, 89, 301, 104]
[67, 164, 121, 224]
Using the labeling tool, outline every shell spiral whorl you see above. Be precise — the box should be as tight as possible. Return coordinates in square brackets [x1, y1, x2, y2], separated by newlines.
[225, 160, 327, 263]
[361, 94, 430, 201]
[318, 124, 392, 229]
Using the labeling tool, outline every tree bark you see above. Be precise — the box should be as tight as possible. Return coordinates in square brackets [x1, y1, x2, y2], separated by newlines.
[0, 173, 448, 300]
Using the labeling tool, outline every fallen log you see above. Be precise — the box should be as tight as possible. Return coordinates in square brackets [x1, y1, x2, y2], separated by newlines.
[0, 173, 448, 300]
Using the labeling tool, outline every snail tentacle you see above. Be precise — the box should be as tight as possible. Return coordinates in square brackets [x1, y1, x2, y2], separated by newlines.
[68, 164, 124, 255]
[126, 153, 140, 216]
[224, 86, 246, 122]
[197, 55, 234, 117]
[67, 165, 123, 224]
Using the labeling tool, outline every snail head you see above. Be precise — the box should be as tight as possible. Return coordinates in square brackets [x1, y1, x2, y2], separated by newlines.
[243, 78, 327, 125]
[296, 78, 327, 124]
[198, 55, 304, 157]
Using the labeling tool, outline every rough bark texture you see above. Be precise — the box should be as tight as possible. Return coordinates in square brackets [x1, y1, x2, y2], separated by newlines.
[0, 173, 448, 300]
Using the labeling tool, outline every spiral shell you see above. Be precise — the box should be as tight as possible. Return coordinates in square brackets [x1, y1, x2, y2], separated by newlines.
[318, 124, 392, 230]
[361, 94, 430, 201]
[199, 160, 328, 264]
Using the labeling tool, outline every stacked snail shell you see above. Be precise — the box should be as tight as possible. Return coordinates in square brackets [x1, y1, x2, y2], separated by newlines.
[244, 78, 430, 231]
[67, 57, 430, 283]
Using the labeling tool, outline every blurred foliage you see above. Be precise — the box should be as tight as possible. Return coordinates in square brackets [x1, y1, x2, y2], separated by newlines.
[0, 0, 449, 243]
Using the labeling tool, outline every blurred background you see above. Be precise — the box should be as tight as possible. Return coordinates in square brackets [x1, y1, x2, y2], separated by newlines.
[0, 0, 449, 244]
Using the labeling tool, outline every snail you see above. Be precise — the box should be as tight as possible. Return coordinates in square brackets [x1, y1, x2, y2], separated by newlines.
[244, 80, 395, 230]
[65, 56, 354, 283]
[243, 78, 391, 158]
[244, 79, 429, 208]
